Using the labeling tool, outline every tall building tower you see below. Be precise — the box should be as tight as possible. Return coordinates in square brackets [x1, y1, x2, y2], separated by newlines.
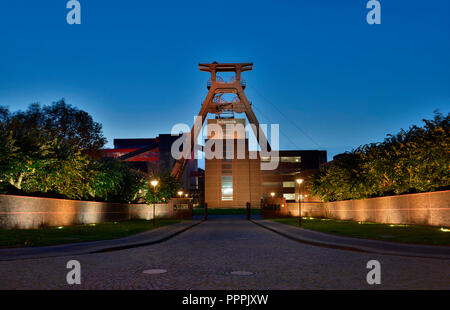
[169, 62, 327, 207]
[204, 118, 262, 208]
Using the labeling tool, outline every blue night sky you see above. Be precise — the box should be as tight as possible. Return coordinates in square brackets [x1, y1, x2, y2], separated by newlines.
[1, 0, 449, 162]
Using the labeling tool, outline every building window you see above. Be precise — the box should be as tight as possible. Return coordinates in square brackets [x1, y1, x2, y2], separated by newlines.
[283, 193, 296, 201]
[282, 181, 295, 188]
[222, 163, 232, 175]
[221, 176, 233, 201]
[280, 156, 301, 163]
[262, 182, 281, 187]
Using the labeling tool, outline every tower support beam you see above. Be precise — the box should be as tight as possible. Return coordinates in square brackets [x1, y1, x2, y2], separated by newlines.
[171, 62, 270, 180]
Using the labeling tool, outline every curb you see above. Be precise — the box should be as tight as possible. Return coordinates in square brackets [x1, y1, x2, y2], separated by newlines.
[0, 220, 202, 261]
[90, 220, 202, 254]
[251, 219, 450, 260]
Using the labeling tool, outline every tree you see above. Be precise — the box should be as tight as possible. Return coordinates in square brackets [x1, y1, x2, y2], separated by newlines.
[310, 111, 450, 202]
[0, 107, 19, 191]
[87, 159, 147, 203]
[144, 174, 180, 204]
[42, 99, 106, 152]
[0, 101, 154, 202]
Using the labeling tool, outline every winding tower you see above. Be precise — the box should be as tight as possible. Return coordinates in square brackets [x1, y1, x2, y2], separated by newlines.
[170, 62, 270, 180]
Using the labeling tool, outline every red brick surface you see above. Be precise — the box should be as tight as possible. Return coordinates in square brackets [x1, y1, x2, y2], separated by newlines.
[0, 195, 191, 229]
[264, 191, 450, 227]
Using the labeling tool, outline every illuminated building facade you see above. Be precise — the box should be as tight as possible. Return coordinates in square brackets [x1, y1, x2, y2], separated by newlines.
[204, 119, 327, 208]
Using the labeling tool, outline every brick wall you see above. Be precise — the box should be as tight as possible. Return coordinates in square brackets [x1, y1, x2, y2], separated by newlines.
[0, 195, 192, 229]
[325, 190, 450, 227]
[265, 191, 450, 227]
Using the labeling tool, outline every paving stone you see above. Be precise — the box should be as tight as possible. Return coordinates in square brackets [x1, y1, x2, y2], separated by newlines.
[0, 215, 449, 289]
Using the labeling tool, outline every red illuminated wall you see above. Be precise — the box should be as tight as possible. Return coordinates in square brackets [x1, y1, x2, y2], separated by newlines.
[102, 148, 159, 163]
[0, 195, 192, 229]
[264, 191, 450, 227]
[102, 149, 139, 158]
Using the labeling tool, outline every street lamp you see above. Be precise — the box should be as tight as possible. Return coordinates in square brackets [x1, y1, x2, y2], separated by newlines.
[270, 192, 275, 198]
[178, 190, 183, 197]
[151, 179, 159, 226]
[296, 178, 304, 227]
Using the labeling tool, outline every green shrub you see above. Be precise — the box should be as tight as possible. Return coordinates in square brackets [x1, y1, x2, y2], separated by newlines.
[310, 111, 450, 202]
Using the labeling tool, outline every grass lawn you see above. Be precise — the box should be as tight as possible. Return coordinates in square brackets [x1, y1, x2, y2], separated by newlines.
[193, 208, 261, 216]
[271, 217, 450, 246]
[0, 219, 183, 248]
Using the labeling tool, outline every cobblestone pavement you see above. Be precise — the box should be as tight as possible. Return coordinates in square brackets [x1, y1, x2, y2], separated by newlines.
[0, 215, 449, 289]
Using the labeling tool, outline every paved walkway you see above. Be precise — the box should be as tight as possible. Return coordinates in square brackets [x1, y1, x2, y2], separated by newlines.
[0, 215, 449, 289]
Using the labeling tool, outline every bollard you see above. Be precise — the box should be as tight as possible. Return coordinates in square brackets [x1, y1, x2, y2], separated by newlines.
[246, 202, 251, 220]
[204, 203, 208, 221]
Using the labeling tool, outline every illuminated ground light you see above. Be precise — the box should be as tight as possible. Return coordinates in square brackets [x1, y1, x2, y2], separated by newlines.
[389, 224, 409, 227]
[440, 228, 450, 232]
[57, 226, 64, 229]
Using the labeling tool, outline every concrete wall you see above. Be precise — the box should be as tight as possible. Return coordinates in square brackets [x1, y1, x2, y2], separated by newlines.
[286, 202, 325, 218]
[0, 195, 192, 229]
[264, 191, 450, 227]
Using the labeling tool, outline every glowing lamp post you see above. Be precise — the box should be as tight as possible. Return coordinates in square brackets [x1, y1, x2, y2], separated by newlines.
[270, 192, 275, 198]
[178, 191, 183, 198]
[151, 179, 159, 226]
[296, 178, 304, 227]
